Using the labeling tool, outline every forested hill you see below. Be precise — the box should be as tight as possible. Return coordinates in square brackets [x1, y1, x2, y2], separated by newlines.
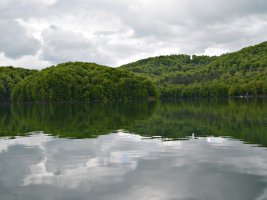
[1, 41, 267, 102]
[11, 62, 158, 102]
[0, 67, 37, 101]
[121, 41, 267, 98]
[120, 54, 217, 77]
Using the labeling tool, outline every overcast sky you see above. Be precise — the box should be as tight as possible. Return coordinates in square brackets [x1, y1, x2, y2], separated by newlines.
[0, 0, 267, 69]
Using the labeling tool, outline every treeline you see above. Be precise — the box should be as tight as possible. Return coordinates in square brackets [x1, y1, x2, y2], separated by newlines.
[121, 41, 267, 98]
[121, 54, 216, 76]
[11, 62, 158, 102]
[161, 80, 267, 98]
[0, 67, 37, 101]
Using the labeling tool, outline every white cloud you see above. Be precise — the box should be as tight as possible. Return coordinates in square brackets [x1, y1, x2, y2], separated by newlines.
[0, 52, 50, 69]
[204, 48, 230, 56]
[0, 0, 267, 69]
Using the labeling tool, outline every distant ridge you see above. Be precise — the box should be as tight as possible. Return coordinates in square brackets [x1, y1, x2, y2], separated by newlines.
[121, 41, 267, 98]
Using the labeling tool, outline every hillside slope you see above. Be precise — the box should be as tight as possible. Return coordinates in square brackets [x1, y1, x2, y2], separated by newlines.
[0, 67, 37, 101]
[11, 62, 158, 102]
[121, 41, 267, 97]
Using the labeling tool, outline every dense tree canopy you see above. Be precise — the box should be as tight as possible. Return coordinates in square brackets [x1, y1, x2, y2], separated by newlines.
[0, 67, 36, 101]
[11, 62, 158, 102]
[121, 41, 267, 98]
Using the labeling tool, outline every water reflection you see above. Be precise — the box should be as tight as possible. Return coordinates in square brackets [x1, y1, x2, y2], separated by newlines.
[129, 99, 267, 146]
[1, 132, 267, 200]
[0, 102, 156, 138]
[0, 99, 267, 146]
[1, 99, 267, 199]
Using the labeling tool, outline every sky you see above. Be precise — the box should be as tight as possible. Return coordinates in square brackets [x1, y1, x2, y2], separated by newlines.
[0, 0, 267, 69]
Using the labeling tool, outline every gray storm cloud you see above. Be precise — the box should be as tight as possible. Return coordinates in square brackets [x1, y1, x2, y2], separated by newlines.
[0, 0, 267, 68]
[0, 20, 40, 59]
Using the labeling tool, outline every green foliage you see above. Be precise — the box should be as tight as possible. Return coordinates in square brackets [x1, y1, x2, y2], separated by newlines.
[121, 41, 267, 98]
[11, 62, 158, 102]
[0, 67, 37, 101]
[121, 54, 216, 76]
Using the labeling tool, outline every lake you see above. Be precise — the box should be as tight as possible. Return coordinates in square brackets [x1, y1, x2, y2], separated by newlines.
[0, 99, 267, 200]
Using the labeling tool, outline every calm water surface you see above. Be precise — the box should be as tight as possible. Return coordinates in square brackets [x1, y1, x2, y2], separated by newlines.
[0, 99, 267, 200]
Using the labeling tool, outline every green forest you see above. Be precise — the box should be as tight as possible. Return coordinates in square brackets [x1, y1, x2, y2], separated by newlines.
[121, 41, 267, 98]
[0, 67, 37, 101]
[1, 41, 267, 102]
[11, 62, 157, 102]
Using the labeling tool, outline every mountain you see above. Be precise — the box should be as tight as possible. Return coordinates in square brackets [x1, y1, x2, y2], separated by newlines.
[121, 41, 267, 98]
[11, 62, 158, 102]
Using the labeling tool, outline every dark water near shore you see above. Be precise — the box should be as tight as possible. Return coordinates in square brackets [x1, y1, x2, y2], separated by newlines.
[0, 99, 267, 200]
